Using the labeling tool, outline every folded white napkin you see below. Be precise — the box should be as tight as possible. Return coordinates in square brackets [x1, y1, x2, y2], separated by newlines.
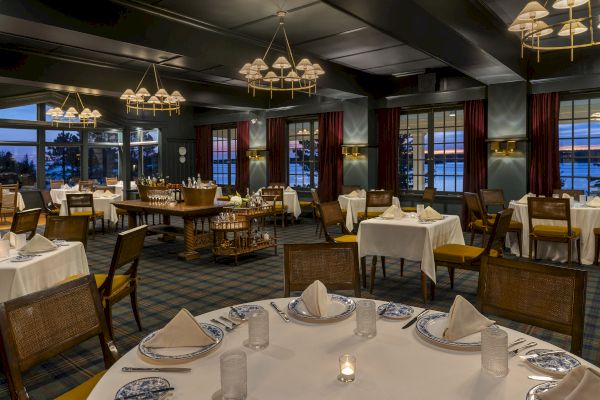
[104, 190, 114, 196]
[517, 192, 535, 204]
[20, 234, 57, 253]
[443, 295, 495, 341]
[587, 197, 600, 207]
[539, 367, 600, 400]
[93, 190, 103, 198]
[562, 193, 571, 199]
[285, 186, 295, 192]
[420, 206, 443, 220]
[144, 308, 216, 348]
[301, 280, 332, 317]
[347, 190, 360, 198]
[2, 232, 27, 249]
[381, 205, 405, 219]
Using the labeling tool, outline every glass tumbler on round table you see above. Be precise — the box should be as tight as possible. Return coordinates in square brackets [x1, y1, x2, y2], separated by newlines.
[481, 326, 509, 377]
[354, 300, 377, 338]
[220, 349, 247, 400]
[246, 308, 269, 349]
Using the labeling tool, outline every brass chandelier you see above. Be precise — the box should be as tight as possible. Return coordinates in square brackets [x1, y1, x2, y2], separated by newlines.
[509, 0, 600, 62]
[46, 91, 101, 128]
[120, 63, 185, 116]
[239, 11, 325, 99]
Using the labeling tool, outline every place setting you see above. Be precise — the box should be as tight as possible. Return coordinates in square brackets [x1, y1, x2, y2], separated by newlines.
[286, 280, 356, 323]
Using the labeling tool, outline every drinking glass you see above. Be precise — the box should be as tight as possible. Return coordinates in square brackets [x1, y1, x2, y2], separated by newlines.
[246, 308, 269, 349]
[481, 326, 509, 377]
[220, 350, 247, 400]
[416, 204, 425, 215]
[354, 300, 377, 338]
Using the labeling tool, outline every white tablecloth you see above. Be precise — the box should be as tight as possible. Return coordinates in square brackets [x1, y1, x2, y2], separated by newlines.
[88, 298, 596, 400]
[358, 215, 464, 283]
[50, 188, 78, 204]
[338, 195, 400, 231]
[59, 194, 122, 224]
[0, 241, 88, 302]
[284, 190, 302, 219]
[109, 181, 138, 198]
[508, 201, 600, 264]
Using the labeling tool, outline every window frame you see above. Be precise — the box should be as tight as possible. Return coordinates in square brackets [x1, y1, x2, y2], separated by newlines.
[211, 125, 237, 189]
[287, 117, 319, 190]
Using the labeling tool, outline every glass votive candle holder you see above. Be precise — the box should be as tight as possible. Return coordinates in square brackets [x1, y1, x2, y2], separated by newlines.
[338, 354, 356, 383]
[354, 299, 377, 338]
[220, 349, 247, 400]
[245, 308, 269, 349]
[481, 326, 509, 377]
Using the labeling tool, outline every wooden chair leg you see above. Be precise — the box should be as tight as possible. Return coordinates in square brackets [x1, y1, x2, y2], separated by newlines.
[469, 227, 475, 245]
[528, 237, 533, 259]
[130, 289, 142, 331]
[516, 230, 522, 258]
[420, 271, 428, 304]
[567, 240, 572, 267]
[360, 256, 367, 289]
[101, 217, 105, 234]
[448, 267, 455, 289]
[369, 256, 377, 294]
[400, 258, 404, 277]
[104, 303, 114, 339]
[595, 235, 600, 265]
[576, 238, 581, 265]
[381, 256, 386, 278]
[91, 218, 96, 239]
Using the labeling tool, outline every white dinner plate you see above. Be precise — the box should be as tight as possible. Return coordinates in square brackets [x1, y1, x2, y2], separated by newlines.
[525, 381, 559, 400]
[115, 377, 170, 400]
[377, 303, 413, 320]
[138, 323, 223, 362]
[415, 312, 484, 351]
[287, 294, 355, 323]
[524, 349, 580, 376]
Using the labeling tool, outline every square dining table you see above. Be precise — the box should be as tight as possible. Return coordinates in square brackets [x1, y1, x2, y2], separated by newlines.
[357, 215, 464, 301]
[338, 194, 401, 231]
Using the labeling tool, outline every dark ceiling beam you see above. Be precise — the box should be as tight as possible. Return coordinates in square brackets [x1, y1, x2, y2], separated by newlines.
[0, 0, 388, 98]
[322, 0, 525, 85]
[0, 48, 269, 110]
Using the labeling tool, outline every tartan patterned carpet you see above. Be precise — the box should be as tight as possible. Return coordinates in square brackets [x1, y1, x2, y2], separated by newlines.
[0, 216, 599, 399]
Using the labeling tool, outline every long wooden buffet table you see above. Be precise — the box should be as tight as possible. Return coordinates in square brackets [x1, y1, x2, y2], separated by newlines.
[113, 200, 224, 261]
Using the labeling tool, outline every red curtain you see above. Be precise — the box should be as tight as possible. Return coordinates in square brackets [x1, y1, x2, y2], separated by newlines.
[530, 93, 560, 197]
[377, 108, 400, 193]
[236, 120, 250, 194]
[318, 111, 344, 202]
[195, 125, 212, 180]
[267, 117, 286, 184]
[463, 100, 487, 193]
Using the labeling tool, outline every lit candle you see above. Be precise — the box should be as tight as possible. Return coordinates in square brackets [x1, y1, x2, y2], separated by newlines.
[338, 354, 356, 382]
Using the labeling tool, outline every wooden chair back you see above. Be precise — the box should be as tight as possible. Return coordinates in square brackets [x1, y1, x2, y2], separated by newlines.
[479, 189, 506, 212]
[10, 208, 41, 240]
[317, 201, 351, 242]
[262, 188, 283, 205]
[464, 192, 486, 224]
[0, 276, 118, 399]
[477, 256, 586, 355]
[553, 189, 584, 198]
[284, 242, 360, 297]
[66, 193, 95, 216]
[341, 185, 361, 195]
[365, 190, 393, 215]
[40, 190, 59, 212]
[99, 225, 147, 300]
[310, 188, 320, 205]
[78, 180, 94, 192]
[49, 180, 64, 189]
[483, 208, 514, 256]
[44, 215, 89, 249]
[527, 197, 573, 235]
[1, 184, 20, 216]
[269, 182, 286, 188]
[422, 187, 436, 205]
[19, 190, 45, 211]
[105, 177, 118, 186]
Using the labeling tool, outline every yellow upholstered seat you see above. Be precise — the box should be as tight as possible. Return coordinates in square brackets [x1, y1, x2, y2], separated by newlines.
[357, 211, 383, 219]
[434, 244, 499, 264]
[72, 210, 104, 217]
[594, 227, 600, 235]
[401, 206, 416, 213]
[333, 234, 357, 243]
[531, 225, 581, 238]
[299, 200, 312, 208]
[274, 203, 287, 211]
[55, 370, 106, 400]
[95, 274, 131, 297]
[217, 196, 230, 201]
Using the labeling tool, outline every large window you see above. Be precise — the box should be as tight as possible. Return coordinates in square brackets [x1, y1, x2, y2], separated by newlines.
[45, 130, 81, 185]
[0, 104, 37, 121]
[559, 98, 600, 194]
[130, 129, 160, 179]
[0, 128, 38, 187]
[212, 127, 237, 187]
[88, 130, 121, 183]
[398, 108, 464, 192]
[288, 119, 318, 189]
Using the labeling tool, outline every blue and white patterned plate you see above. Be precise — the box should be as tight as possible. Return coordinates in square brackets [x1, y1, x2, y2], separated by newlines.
[525, 381, 559, 400]
[377, 303, 413, 320]
[115, 377, 170, 400]
[10, 255, 34, 263]
[288, 294, 356, 323]
[415, 312, 483, 351]
[138, 323, 224, 362]
[228, 304, 265, 321]
[525, 349, 580, 376]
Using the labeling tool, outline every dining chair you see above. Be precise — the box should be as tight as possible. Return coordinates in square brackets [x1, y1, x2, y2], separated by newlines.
[78, 180, 94, 192]
[66, 193, 105, 237]
[95, 185, 115, 194]
[262, 187, 287, 227]
[552, 189, 584, 199]
[44, 215, 90, 249]
[49, 179, 64, 189]
[283, 242, 361, 297]
[40, 190, 61, 216]
[402, 187, 436, 212]
[463, 192, 490, 246]
[527, 197, 581, 266]
[477, 255, 587, 356]
[105, 177, 118, 186]
[357, 190, 393, 220]
[311, 188, 322, 237]
[341, 185, 361, 195]
[0, 275, 119, 400]
[1, 183, 20, 222]
[432, 208, 513, 295]
[10, 208, 41, 240]
[595, 228, 600, 265]
[479, 188, 524, 257]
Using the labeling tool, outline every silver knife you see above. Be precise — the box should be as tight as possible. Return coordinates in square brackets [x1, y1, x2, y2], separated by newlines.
[270, 301, 290, 322]
[402, 309, 429, 329]
[122, 367, 191, 373]
[519, 350, 566, 360]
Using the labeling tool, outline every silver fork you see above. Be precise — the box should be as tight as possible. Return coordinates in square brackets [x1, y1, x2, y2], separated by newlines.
[210, 318, 232, 332]
[220, 316, 239, 329]
[509, 341, 537, 357]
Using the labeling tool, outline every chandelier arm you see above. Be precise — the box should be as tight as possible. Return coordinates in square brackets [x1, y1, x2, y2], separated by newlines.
[281, 24, 297, 69]
[60, 92, 71, 109]
[75, 92, 85, 109]
[134, 64, 153, 92]
[152, 64, 161, 92]
[588, 0, 594, 43]
[154, 65, 169, 93]
[263, 22, 283, 60]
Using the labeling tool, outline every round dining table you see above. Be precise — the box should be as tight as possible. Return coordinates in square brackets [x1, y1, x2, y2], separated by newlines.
[89, 298, 596, 399]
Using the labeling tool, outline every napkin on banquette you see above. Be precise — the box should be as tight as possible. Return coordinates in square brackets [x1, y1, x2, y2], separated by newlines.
[20, 234, 57, 253]
[517, 192, 535, 204]
[301, 280, 332, 317]
[420, 206, 443, 220]
[381, 205, 405, 219]
[443, 295, 495, 341]
[144, 308, 216, 348]
[539, 366, 600, 400]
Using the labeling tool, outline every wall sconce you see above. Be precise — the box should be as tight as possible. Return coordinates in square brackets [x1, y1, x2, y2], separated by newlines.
[246, 148, 266, 160]
[342, 145, 367, 160]
[489, 139, 520, 156]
